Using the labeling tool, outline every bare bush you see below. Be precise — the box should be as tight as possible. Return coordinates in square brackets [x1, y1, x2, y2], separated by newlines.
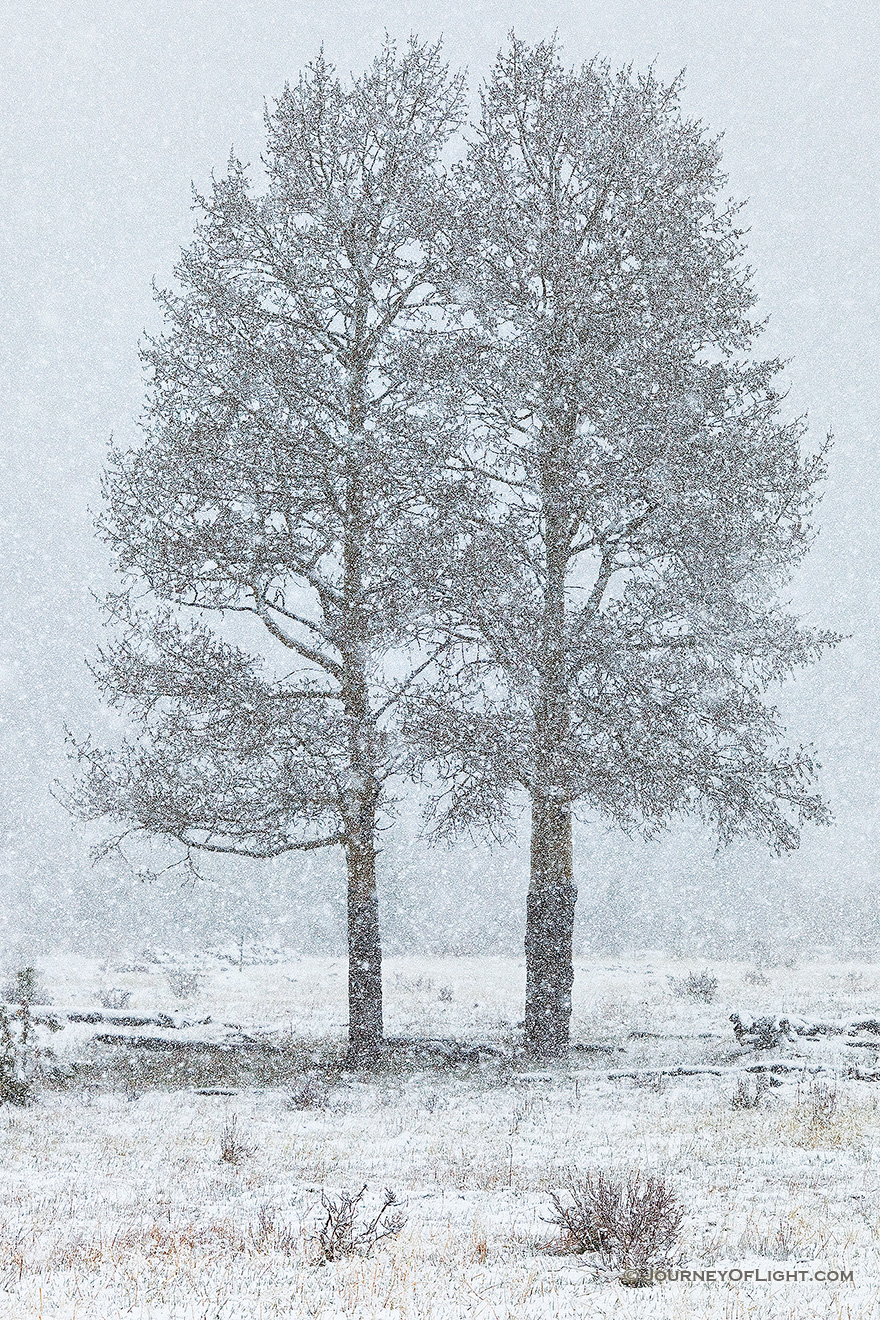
[165, 969, 200, 1000]
[286, 1077, 330, 1111]
[100, 988, 132, 1010]
[313, 1185, 405, 1261]
[546, 1170, 685, 1285]
[731, 1073, 773, 1110]
[395, 975, 434, 995]
[630, 1072, 668, 1094]
[745, 967, 769, 986]
[249, 1203, 298, 1255]
[437, 985, 454, 1002]
[800, 1076, 838, 1128]
[668, 970, 718, 1003]
[219, 1114, 254, 1165]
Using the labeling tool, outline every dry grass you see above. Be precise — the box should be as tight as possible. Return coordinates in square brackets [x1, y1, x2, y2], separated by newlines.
[0, 953, 877, 1316]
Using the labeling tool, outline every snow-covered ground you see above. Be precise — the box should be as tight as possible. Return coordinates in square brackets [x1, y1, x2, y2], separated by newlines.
[1, 951, 879, 1317]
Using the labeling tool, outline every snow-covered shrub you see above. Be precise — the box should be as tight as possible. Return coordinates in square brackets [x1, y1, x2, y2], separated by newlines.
[546, 1170, 685, 1285]
[731, 1073, 773, 1109]
[0, 1007, 32, 1105]
[100, 987, 132, 1010]
[219, 1114, 254, 1165]
[1, 967, 50, 1006]
[629, 1072, 668, 1094]
[313, 1185, 406, 1261]
[286, 1076, 330, 1110]
[801, 1076, 838, 1129]
[165, 969, 200, 1000]
[250, 1203, 298, 1255]
[0, 969, 63, 1105]
[669, 970, 718, 1003]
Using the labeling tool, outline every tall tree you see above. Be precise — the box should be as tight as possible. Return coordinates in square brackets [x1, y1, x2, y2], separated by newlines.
[410, 37, 834, 1059]
[69, 38, 465, 1063]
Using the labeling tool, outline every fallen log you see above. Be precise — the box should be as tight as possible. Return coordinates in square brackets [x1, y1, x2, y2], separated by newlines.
[731, 1013, 874, 1048]
[21, 1007, 213, 1030]
[730, 1014, 793, 1049]
[92, 1031, 283, 1053]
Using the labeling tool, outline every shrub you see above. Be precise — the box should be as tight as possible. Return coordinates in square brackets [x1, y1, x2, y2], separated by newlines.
[801, 1076, 838, 1129]
[669, 970, 718, 1003]
[286, 1077, 331, 1111]
[219, 1114, 254, 1165]
[0, 1007, 32, 1105]
[545, 1170, 685, 1285]
[100, 988, 132, 1010]
[2, 967, 50, 1005]
[165, 969, 200, 1000]
[731, 1073, 773, 1109]
[0, 972, 59, 1105]
[250, 1202, 298, 1255]
[313, 1185, 406, 1261]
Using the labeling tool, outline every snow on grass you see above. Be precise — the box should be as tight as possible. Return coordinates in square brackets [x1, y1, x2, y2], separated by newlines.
[0, 952, 877, 1316]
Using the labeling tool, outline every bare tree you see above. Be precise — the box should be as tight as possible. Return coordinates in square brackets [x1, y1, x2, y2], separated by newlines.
[68, 38, 465, 1064]
[409, 36, 834, 1058]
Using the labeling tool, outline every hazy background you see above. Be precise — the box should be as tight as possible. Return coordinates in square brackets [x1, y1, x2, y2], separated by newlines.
[1, 0, 878, 964]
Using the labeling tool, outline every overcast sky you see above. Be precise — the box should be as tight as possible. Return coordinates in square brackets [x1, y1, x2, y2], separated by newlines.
[1, 0, 878, 957]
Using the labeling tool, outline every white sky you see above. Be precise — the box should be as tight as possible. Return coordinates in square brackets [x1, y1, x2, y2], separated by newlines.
[1, 0, 878, 955]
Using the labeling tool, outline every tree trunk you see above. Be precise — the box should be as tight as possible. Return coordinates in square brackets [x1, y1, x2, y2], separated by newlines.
[341, 353, 384, 1066]
[525, 408, 577, 1060]
[346, 807, 383, 1064]
[525, 793, 576, 1058]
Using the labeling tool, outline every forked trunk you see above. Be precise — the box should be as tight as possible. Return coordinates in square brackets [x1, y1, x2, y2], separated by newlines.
[524, 792, 577, 1058]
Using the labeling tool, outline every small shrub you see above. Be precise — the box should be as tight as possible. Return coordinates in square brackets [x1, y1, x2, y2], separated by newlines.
[250, 1202, 298, 1255]
[508, 1095, 535, 1133]
[0, 968, 63, 1105]
[0, 1008, 32, 1105]
[2, 967, 50, 1006]
[100, 988, 132, 1010]
[801, 1076, 838, 1129]
[437, 985, 454, 1002]
[219, 1114, 254, 1165]
[286, 1077, 330, 1110]
[778, 1075, 866, 1149]
[668, 970, 718, 1003]
[745, 967, 769, 986]
[314, 1185, 406, 1261]
[545, 1169, 685, 1285]
[114, 1054, 144, 1102]
[630, 1072, 668, 1094]
[731, 1073, 772, 1110]
[738, 1212, 817, 1261]
[165, 969, 200, 1000]
[396, 975, 434, 994]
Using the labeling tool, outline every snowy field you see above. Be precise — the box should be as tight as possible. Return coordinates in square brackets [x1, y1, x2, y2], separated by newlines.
[1, 951, 879, 1318]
